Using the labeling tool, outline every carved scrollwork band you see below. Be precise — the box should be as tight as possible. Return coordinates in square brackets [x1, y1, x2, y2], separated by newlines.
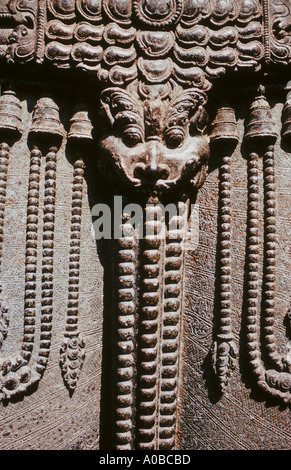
[0, 1, 288, 82]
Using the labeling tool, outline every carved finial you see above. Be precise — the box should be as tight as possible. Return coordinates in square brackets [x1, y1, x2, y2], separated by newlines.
[68, 104, 93, 141]
[0, 90, 22, 137]
[210, 104, 239, 148]
[244, 87, 278, 143]
[29, 97, 64, 144]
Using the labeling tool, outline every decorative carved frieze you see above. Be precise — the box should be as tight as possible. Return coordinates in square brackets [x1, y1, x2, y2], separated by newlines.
[0, 1, 287, 79]
[210, 104, 239, 393]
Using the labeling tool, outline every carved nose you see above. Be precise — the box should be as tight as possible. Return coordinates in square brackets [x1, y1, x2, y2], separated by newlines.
[134, 162, 170, 180]
[133, 141, 170, 181]
[148, 140, 159, 173]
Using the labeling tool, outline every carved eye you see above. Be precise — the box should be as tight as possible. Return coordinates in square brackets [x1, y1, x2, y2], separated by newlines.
[164, 127, 185, 149]
[123, 127, 143, 146]
[115, 98, 133, 112]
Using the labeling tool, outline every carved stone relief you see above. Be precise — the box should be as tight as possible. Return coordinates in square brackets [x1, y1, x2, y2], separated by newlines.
[0, 0, 289, 451]
[180, 87, 291, 449]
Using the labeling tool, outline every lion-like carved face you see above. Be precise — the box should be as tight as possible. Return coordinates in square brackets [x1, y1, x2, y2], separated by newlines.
[98, 83, 210, 197]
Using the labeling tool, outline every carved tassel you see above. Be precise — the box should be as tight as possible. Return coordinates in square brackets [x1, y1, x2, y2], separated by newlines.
[35, 145, 58, 376]
[0, 90, 22, 352]
[244, 89, 291, 403]
[136, 200, 163, 450]
[30, 98, 63, 379]
[159, 201, 187, 450]
[262, 145, 283, 371]
[21, 146, 42, 367]
[60, 158, 86, 391]
[0, 141, 10, 351]
[210, 105, 238, 393]
[114, 199, 188, 449]
[115, 207, 137, 450]
[245, 150, 265, 383]
[244, 90, 279, 372]
[0, 97, 63, 402]
[282, 81, 291, 144]
[60, 104, 93, 391]
[134, 199, 188, 450]
[0, 145, 42, 401]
